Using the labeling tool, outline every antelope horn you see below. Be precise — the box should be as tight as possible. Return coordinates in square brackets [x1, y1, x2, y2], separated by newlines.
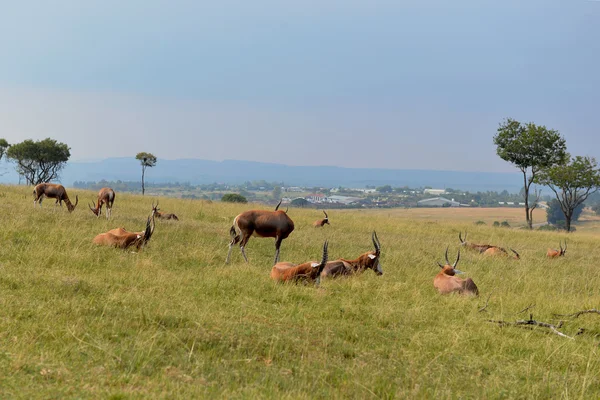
[445, 245, 450, 265]
[459, 231, 467, 244]
[563, 240, 567, 251]
[437, 261, 445, 269]
[323, 210, 328, 219]
[285, 207, 289, 213]
[510, 248, 520, 259]
[275, 199, 282, 211]
[74, 195, 78, 206]
[88, 201, 95, 211]
[453, 249, 460, 268]
[372, 231, 381, 255]
[319, 240, 329, 267]
[559, 241, 563, 252]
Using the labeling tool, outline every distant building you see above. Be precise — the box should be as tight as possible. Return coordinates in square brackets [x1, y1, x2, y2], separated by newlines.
[306, 193, 326, 203]
[417, 197, 460, 207]
[423, 189, 446, 196]
[328, 195, 360, 205]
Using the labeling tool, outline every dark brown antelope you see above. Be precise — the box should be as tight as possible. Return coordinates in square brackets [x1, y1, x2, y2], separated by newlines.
[93, 213, 155, 250]
[89, 187, 116, 219]
[434, 247, 478, 295]
[547, 240, 567, 258]
[151, 201, 179, 221]
[313, 210, 330, 227]
[320, 231, 382, 278]
[33, 183, 78, 212]
[226, 200, 295, 264]
[271, 241, 328, 285]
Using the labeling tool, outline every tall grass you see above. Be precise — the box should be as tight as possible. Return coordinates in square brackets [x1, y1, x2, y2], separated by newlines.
[1, 184, 599, 398]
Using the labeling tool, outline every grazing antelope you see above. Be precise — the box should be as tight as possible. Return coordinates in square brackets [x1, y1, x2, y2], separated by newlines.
[313, 210, 330, 227]
[33, 183, 79, 212]
[151, 201, 179, 221]
[547, 241, 567, 258]
[226, 199, 295, 264]
[320, 231, 382, 278]
[93, 213, 155, 250]
[89, 187, 116, 219]
[271, 241, 328, 285]
[434, 247, 478, 295]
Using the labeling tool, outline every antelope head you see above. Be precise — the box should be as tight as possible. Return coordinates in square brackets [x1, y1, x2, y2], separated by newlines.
[89, 200, 100, 216]
[135, 213, 156, 250]
[322, 210, 330, 225]
[363, 231, 383, 275]
[458, 231, 468, 247]
[67, 195, 79, 213]
[151, 200, 160, 216]
[437, 246, 463, 275]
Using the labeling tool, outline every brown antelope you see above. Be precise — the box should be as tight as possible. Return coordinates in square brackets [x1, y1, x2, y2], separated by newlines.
[151, 201, 179, 221]
[89, 187, 116, 219]
[320, 231, 382, 278]
[226, 200, 295, 264]
[547, 241, 567, 258]
[93, 213, 155, 250]
[434, 247, 478, 295]
[459, 232, 519, 259]
[33, 183, 78, 212]
[271, 241, 328, 285]
[313, 210, 330, 227]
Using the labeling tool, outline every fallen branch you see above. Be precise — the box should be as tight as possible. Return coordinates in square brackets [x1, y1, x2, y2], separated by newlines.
[487, 314, 574, 340]
[478, 291, 494, 313]
[553, 309, 600, 319]
[516, 303, 536, 315]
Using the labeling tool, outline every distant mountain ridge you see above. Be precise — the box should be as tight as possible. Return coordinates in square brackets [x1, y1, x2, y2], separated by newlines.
[0, 158, 523, 192]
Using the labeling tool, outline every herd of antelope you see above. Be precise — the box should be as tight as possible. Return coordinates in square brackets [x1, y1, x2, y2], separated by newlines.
[31, 182, 569, 294]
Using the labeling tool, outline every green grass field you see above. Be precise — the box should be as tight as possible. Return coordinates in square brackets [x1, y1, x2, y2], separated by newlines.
[1, 184, 600, 398]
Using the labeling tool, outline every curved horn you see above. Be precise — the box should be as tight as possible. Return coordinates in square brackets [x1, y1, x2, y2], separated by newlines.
[275, 199, 282, 211]
[510, 248, 520, 259]
[372, 231, 381, 255]
[444, 245, 450, 265]
[88, 201, 95, 212]
[459, 231, 467, 244]
[437, 262, 445, 269]
[559, 241, 563, 252]
[74, 195, 78, 206]
[319, 240, 329, 267]
[285, 206, 289, 213]
[563, 240, 567, 252]
[323, 210, 328, 219]
[453, 249, 460, 268]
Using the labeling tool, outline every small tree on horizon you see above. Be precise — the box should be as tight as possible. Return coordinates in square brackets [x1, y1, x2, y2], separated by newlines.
[493, 118, 568, 229]
[222, 193, 248, 203]
[6, 138, 70, 185]
[135, 152, 157, 195]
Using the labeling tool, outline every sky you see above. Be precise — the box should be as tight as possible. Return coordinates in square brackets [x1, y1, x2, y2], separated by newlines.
[0, 0, 598, 172]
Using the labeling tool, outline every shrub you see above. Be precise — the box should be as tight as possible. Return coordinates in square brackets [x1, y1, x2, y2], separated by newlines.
[500, 221, 511, 228]
[221, 193, 248, 203]
[474, 220, 486, 225]
[493, 221, 500, 227]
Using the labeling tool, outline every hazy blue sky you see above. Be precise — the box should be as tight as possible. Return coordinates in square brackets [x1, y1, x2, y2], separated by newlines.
[1, 0, 598, 172]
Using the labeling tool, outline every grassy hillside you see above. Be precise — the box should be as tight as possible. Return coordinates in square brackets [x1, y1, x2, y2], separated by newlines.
[1, 184, 599, 398]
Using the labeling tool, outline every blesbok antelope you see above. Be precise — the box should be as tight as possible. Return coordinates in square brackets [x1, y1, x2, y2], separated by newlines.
[313, 210, 330, 227]
[89, 187, 116, 219]
[434, 247, 478, 295]
[320, 231, 383, 278]
[547, 241, 567, 258]
[482, 246, 520, 259]
[459, 232, 519, 259]
[93, 213, 155, 250]
[151, 201, 179, 221]
[33, 183, 78, 212]
[458, 232, 493, 253]
[271, 241, 329, 285]
[226, 199, 295, 264]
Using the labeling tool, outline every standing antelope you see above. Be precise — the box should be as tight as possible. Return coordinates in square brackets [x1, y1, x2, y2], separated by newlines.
[151, 201, 179, 221]
[33, 183, 79, 212]
[226, 200, 295, 264]
[320, 231, 383, 278]
[89, 187, 116, 219]
[271, 241, 329, 285]
[434, 247, 478, 295]
[547, 241, 567, 258]
[93, 213, 155, 250]
[313, 210, 330, 227]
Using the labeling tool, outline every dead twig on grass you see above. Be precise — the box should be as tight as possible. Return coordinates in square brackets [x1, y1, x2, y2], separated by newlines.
[516, 303, 536, 315]
[487, 314, 574, 340]
[478, 290, 494, 312]
[553, 309, 600, 319]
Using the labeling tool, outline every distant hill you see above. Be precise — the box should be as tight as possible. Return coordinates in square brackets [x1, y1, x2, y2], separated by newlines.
[0, 158, 523, 192]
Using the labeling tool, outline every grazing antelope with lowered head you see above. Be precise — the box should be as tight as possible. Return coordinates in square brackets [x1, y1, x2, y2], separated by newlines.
[271, 241, 329, 285]
[89, 187, 116, 219]
[313, 210, 330, 227]
[151, 201, 179, 221]
[434, 247, 478, 295]
[320, 231, 382, 278]
[33, 183, 79, 212]
[226, 200, 295, 264]
[547, 241, 567, 258]
[93, 213, 155, 250]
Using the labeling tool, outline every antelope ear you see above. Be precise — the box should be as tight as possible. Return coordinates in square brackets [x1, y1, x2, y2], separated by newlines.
[311, 262, 319, 268]
[368, 254, 377, 260]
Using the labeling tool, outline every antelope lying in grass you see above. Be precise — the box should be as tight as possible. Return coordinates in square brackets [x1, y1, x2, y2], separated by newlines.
[33, 183, 78, 212]
[459, 232, 520, 259]
[151, 201, 179, 220]
[313, 210, 330, 227]
[226, 200, 294, 264]
[93, 213, 155, 250]
[434, 247, 478, 295]
[89, 187, 116, 219]
[271, 241, 328, 285]
[320, 231, 382, 278]
[547, 241, 567, 258]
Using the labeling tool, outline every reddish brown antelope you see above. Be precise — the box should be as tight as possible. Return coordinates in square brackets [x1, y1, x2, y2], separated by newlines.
[459, 232, 519, 259]
[320, 231, 382, 278]
[483, 246, 520, 259]
[33, 183, 78, 212]
[93, 213, 155, 250]
[434, 247, 478, 295]
[547, 241, 567, 258]
[89, 187, 116, 219]
[313, 210, 330, 227]
[151, 201, 179, 221]
[458, 232, 494, 253]
[271, 241, 328, 285]
[226, 200, 295, 264]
